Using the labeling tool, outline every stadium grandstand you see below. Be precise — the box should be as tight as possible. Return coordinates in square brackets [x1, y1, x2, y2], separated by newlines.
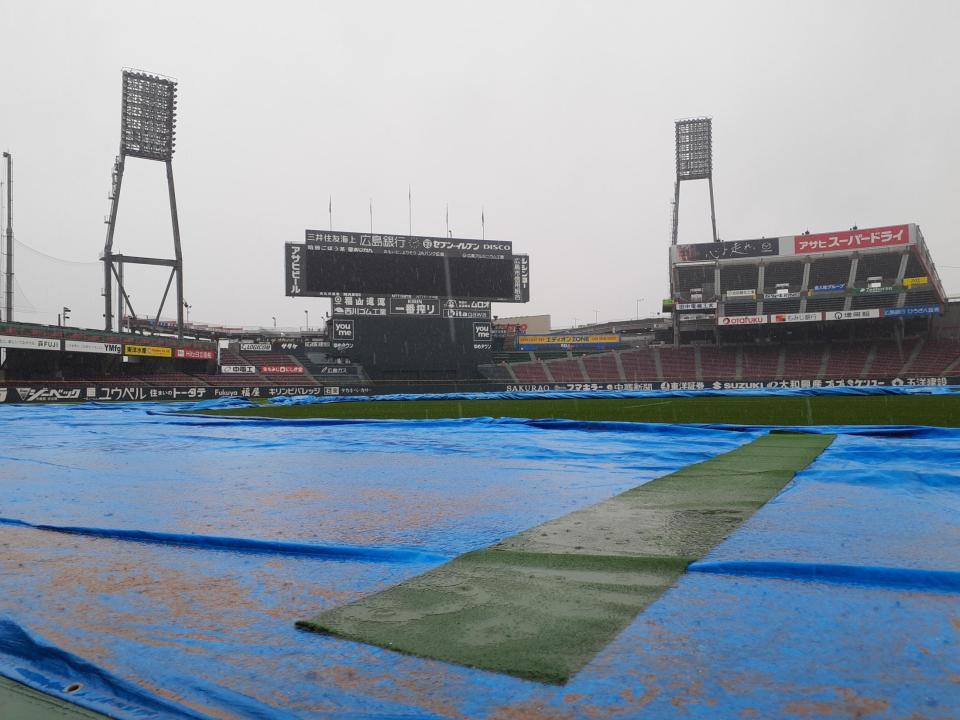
[478, 223, 959, 391]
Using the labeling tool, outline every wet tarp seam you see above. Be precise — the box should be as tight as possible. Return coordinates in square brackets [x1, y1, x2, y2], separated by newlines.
[0, 517, 448, 564]
[688, 560, 960, 593]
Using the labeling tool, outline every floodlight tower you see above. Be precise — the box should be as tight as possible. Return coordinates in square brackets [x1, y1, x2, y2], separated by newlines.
[671, 117, 717, 244]
[102, 70, 184, 338]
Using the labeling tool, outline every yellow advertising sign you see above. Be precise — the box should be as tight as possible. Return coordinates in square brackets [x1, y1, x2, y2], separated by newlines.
[902, 276, 929, 289]
[518, 335, 620, 345]
[124, 344, 173, 358]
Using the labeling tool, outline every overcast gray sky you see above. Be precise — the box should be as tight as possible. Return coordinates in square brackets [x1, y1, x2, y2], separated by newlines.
[1, 0, 958, 331]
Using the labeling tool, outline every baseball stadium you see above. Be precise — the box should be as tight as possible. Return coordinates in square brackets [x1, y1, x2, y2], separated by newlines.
[0, 71, 958, 720]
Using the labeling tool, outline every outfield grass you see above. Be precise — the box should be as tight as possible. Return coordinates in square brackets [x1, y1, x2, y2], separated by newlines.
[206, 394, 960, 426]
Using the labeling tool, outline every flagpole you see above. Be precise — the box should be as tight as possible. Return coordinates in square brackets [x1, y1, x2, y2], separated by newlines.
[328, 195, 332, 231]
[481, 206, 485, 240]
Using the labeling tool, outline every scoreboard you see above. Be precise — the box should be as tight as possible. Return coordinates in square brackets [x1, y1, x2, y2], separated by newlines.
[285, 230, 530, 303]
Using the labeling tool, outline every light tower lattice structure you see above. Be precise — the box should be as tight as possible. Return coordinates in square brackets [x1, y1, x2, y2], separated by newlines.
[671, 117, 717, 245]
[102, 70, 184, 339]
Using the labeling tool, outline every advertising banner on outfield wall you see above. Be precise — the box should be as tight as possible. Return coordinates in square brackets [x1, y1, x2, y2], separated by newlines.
[65, 340, 122, 355]
[793, 224, 910, 255]
[725, 289, 756, 299]
[853, 286, 897, 295]
[763, 292, 801, 300]
[220, 365, 257, 374]
[902, 276, 929, 289]
[676, 302, 717, 311]
[771, 312, 823, 323]
[0, 335, 61, 351]
[882, 305, 940, 318]
[674, 238, 779, 263]
[717, 315, 768, 326]
[812, 283, 846, 293]
[0, 377, 956, 403]
[826, 309, 882, 321]
[240, 342, 272, 352]
[518, 335, 620, 347]
[125, 345, 173, 358]
[258, 365, 304, 374]
[175, 348, 216, 360]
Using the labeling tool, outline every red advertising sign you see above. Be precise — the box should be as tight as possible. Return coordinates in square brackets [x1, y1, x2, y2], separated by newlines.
[793, 225, 909, 255]
[175, 348, 216, 360]
[259, 365, 304, 374]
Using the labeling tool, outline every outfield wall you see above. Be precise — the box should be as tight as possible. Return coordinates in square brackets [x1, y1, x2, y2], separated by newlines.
[0, 376, 956, 403]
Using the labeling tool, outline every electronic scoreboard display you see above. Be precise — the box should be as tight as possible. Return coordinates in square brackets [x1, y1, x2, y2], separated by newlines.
[285, 231, 530, 303]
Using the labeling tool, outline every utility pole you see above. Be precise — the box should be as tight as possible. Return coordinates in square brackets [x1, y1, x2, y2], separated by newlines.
[3, 152, 12, 323]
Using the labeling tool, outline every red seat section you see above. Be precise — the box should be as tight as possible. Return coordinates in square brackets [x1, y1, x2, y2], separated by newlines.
[581, 353, 620, 382]
[618, 348, 658, 382]
[699, 347, 738, 380]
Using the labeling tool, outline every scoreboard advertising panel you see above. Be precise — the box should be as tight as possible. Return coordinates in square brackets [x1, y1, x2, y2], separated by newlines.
[285, 230, 529, 303]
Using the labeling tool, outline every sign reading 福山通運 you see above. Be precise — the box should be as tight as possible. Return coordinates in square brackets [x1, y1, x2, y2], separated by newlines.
[793, 225, 909, 254]
[124, 344, 173, 358]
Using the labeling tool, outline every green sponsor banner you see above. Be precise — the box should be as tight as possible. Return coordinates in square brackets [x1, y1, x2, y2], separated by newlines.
[853, 285, 897, 295]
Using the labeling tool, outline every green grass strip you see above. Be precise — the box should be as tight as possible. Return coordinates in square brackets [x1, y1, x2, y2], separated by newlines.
[297, 433, 834, 684]
[209, 394, 960, 426]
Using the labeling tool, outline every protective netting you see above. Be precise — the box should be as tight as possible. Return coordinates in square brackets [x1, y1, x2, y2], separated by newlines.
[0, 400, 957, 717]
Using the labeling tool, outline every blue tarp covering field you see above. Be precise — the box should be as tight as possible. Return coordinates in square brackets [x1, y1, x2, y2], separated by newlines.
[0, 398, 958, 718]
